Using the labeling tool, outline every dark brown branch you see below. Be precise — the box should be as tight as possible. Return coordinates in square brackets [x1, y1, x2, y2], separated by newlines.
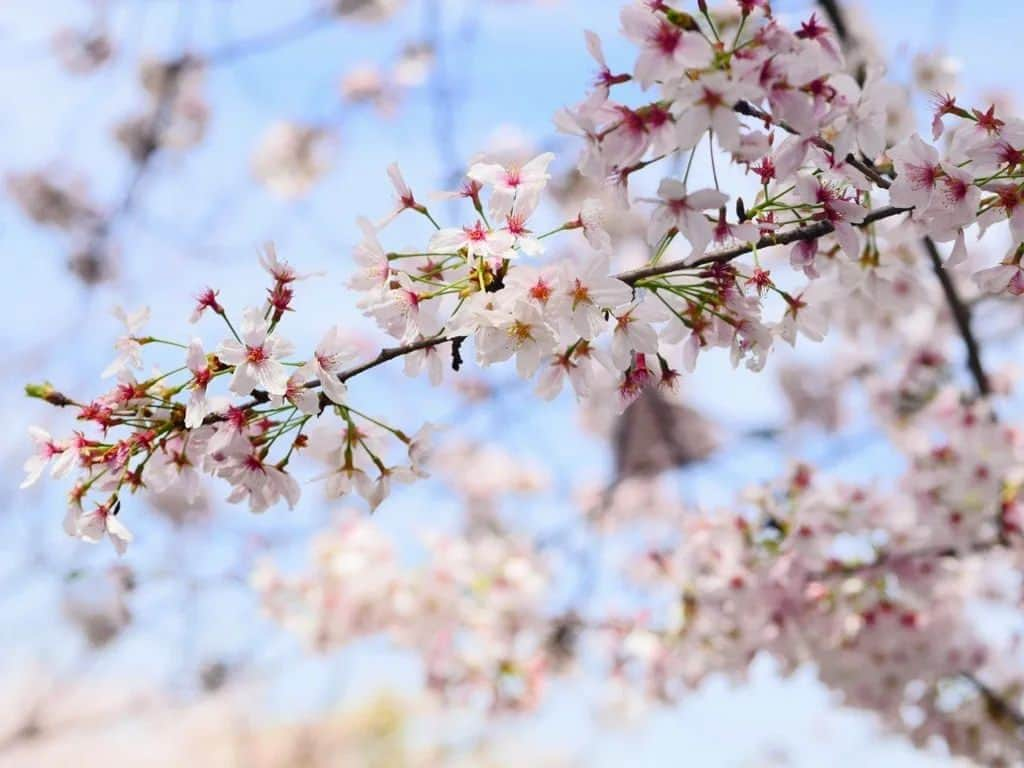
[618, 204, 909, 282]
[306, 206, 910, 394]
[961, 672, 1024, 732]
[924, 237, 991, 397]
[338, 335, 461, 383]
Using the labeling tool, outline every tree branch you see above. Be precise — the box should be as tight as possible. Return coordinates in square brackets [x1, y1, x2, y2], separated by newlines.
[812, 537, 1002, 580]
[309, 205, 911, 394]
[924, 237, 991, 397]
[620, 204, 909, 282]
[961, 672, 1024, 732]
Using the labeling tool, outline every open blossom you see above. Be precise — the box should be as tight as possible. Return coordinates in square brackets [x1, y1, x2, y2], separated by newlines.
[795, 174, 866, 259]
[535, 340, 609, 400]
[978, 182, 1024, 244]
[644, 180, 728, 258]
[216, 307, 294, 396]
[829, 73, 896, 162]
[378, 162, 418, 226]
[476, 299, 557, 379]
[102, 305, 150, 378]
[276, 364, 321, 414]
[145, 432, 207, 505]
[467, 151, 554, 219]
[888, 133, 942, 212]
[311, 325, 359, 404]
[671, 71, 752, 152]
[184, 339, 216, 428]
[72, 503, 133, 555]
[349, 217, 390, 293]
[551, 254, 632, 339]
[259, 241, 318, 285]
[776, 293, 828, 346]
[219, 450, 301, 513]
[368, 273, 444, 340]
[502, 208, 544, 257]
[429, 220, 516, 262]
[975, 260, 1024, 296]
[578, 197, 611, 253]
[21, 427, 75, 488]
[405, 423, 439, 478]
[403, 339, 446, 385]
[934, 165, 980, 231]
[583, 29, 621, 106]
[619, 1, 706, 88]
[610, 298, 665, 370]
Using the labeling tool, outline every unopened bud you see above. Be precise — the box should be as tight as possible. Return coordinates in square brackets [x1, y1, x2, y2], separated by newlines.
[664, 9, 700, 31]
[26, 382, 73, 407]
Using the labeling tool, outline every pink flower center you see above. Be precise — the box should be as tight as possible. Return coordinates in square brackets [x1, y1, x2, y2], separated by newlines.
[506, 214, 528, 237]
[650, 21, 680, 56]
[464, 222, 488, 242]
[998, 185, 1021, 212]
[942, 175, 969, 203]
[244, 454, 266, 473]
[246, 345, 268, 364]
[906, 162, 940, 190]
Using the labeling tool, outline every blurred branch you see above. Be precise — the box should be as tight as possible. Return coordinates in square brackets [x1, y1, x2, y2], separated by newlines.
[204, 8, 334, 66]
[961, 672, 1024, 733]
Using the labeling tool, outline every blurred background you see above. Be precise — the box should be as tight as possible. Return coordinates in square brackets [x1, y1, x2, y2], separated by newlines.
[3, 0, 1023, 765]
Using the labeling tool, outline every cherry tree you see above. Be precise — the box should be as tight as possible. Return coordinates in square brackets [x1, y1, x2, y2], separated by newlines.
[19, 0, 1024, 763]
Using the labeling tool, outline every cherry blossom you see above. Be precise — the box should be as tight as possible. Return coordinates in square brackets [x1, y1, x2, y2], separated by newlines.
[619, 1, 706, 89]
[216, 307, 295, 397]
[101, 305, 150, 378]
[21, 427, 74, 488]
[73, 502, 133, 555]
[311, 325, 358, 404]
[643, 180, 728, 257]
[467, 152, 555, 219]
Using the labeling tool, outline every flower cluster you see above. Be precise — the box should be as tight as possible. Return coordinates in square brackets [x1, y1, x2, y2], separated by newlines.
[23, 247, 437, 553]
[249, 390, 1024, 765]
[253, 516, 554, 712]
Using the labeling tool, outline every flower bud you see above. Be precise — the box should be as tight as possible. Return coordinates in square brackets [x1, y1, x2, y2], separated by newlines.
[664, 9, 700, 31]
[25, 382, 73, 407]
